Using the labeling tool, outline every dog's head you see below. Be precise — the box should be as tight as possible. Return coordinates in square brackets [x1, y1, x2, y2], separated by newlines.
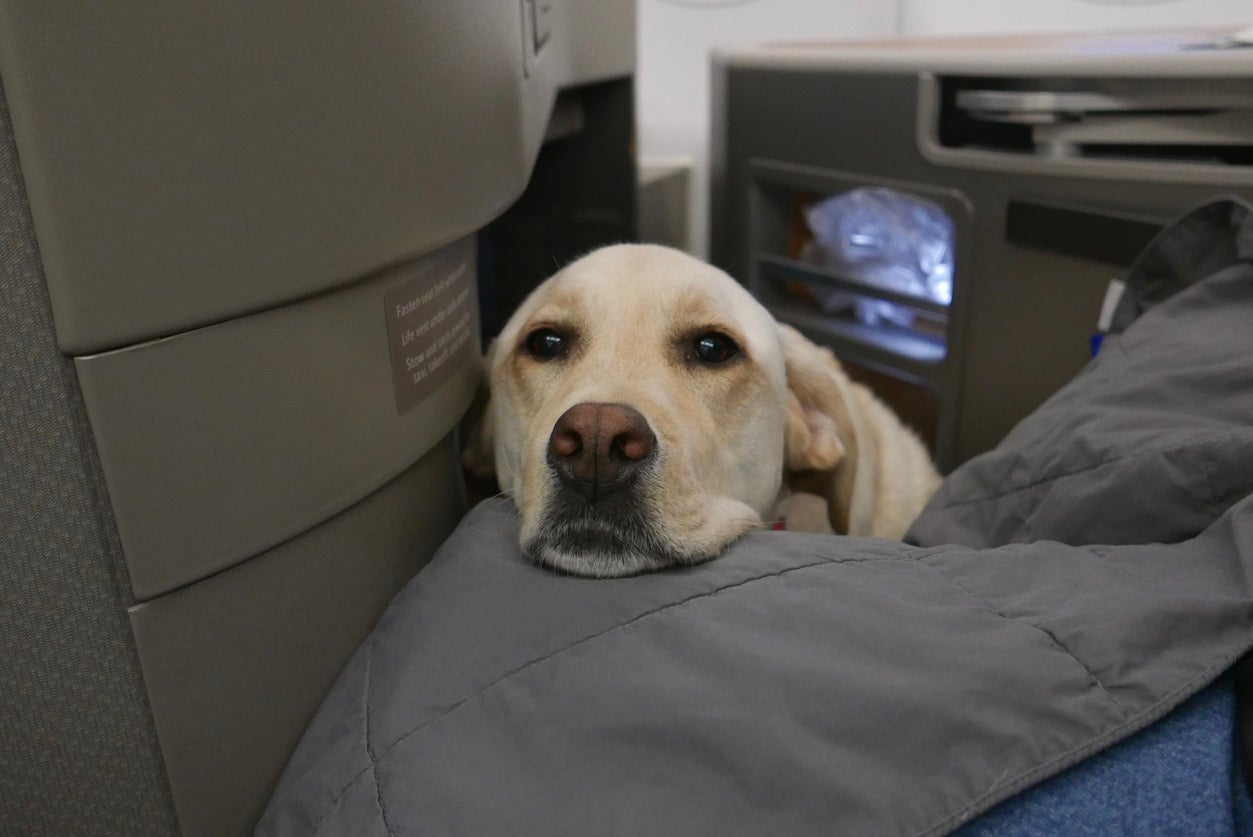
[465, 244, 848, 577]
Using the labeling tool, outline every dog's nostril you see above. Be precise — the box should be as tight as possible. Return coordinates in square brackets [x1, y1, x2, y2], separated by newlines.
[613, 428, 654, 462]
[550, 427, 582, 459]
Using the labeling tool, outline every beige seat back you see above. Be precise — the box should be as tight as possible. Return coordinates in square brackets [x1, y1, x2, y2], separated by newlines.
[0, 2, 632, 834]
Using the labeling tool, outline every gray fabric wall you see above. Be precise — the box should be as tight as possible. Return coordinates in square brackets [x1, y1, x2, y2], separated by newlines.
[0, 82, 179, 833]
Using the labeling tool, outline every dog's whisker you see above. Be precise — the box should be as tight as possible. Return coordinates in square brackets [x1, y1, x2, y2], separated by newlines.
[498, 454, 522, 494]
[480, 492, 523, 523]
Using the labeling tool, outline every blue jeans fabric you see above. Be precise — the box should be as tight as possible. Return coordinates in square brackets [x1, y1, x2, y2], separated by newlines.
[958, 677, 1252, 837]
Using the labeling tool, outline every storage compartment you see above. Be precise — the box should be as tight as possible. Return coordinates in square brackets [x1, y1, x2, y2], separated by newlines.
[744, 160, 971, 464]
[749, 162, 970, 376]
[775, 187, 950, 335]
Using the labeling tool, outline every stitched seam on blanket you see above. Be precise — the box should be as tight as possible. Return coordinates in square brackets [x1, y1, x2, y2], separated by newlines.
[364, 638, 397, 837]
[1201, 437, 1223, 519]
[911, 645, 1252, 837]
[307, 645, 382, 836]
[917, 558, 1130, 713]
[372, 552, 923, 762]
[310, 769, 373, 837]
[929, 430, 1248, 510]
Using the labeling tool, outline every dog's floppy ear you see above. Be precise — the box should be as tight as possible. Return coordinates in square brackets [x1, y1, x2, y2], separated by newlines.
[460, 340, 497, 482]
[785, 384, 845, 472]
[780, 324, 847, 472]
[778, 324, 873, 535]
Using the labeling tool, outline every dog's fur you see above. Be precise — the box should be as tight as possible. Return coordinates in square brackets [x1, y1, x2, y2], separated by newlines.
[464, 244, 940, 577]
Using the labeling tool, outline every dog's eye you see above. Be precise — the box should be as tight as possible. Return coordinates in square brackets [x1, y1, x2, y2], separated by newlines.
[692, 332, 739, 365]
[524, 328, 568, 359]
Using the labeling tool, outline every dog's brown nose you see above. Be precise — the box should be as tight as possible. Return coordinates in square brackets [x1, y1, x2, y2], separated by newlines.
[548, 402, 656, 502]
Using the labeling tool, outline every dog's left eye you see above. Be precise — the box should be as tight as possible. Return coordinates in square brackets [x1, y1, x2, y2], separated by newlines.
[524, 328, 568, 359]
[692, 332, 740, 365]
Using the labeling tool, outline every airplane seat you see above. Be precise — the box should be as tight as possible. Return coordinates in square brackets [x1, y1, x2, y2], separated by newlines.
[0, 3, 634, 835]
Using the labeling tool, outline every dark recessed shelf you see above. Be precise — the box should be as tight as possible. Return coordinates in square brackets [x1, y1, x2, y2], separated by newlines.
[756, 253, 950, 319]
[767, 299, 946, 385]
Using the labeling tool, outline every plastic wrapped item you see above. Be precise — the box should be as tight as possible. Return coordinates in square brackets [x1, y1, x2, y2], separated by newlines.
[798, 188, 954, 328]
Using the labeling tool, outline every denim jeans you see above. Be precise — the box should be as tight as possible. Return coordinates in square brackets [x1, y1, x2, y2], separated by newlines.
[958, 675, 1252, 836]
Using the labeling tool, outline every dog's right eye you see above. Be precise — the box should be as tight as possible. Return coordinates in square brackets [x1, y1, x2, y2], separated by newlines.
[524, 328, 568, 359]
[692, 332, 740, 365]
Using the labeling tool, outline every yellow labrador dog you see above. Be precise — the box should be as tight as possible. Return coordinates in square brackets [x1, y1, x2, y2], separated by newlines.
[464, 244, 940, 577]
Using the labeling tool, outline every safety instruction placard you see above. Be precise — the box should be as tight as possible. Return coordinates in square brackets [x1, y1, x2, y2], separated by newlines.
[384, 239, 478, 415]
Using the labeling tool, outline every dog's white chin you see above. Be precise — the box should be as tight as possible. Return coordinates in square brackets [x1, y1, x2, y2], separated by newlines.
[530, 544, 702, 578]
[521, 496, 763, 578]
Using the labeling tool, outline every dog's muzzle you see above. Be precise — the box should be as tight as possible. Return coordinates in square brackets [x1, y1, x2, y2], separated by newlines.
[525, 401, 680, 576]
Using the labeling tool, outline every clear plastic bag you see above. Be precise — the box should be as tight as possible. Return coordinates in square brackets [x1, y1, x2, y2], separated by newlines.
[799, 188, 954, 328]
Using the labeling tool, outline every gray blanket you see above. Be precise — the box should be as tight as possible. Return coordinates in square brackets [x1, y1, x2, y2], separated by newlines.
[259, 199, 1253, 836]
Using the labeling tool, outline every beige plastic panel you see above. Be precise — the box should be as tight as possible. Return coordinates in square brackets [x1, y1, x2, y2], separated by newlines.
[563, 0, 637, 84]
[0, 1, 540, 354]
[716, 28, 1253, 76]
[77, 238, 480, 601]
[129, 437, 466, 837]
